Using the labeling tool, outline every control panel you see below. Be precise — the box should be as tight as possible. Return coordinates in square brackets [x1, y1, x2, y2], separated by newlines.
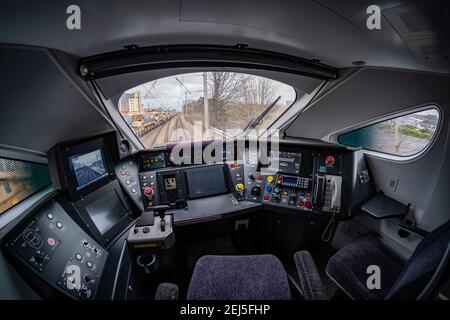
[115, 159, 143, 211]
[112, 141, 374, 219]
[4, 201, 108, 300]
[246, 173, 313, 211]
[139, 171, 160, 211]
[227, 161, 246, 201]
[244, 148, 347, 215]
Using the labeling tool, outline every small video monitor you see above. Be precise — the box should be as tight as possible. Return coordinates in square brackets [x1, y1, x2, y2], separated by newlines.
[69, 149, 108, 190]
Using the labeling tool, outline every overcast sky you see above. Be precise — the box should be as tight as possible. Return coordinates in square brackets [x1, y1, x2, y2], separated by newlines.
[125, 72, 296, 111]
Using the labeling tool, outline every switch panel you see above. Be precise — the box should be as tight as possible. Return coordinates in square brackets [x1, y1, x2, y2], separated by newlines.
[4, 201, 108, 300]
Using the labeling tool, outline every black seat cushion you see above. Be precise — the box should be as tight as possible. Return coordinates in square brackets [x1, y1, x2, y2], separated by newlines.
[187, 255, 291, 300]
[385, 219, 450, 300]
[326, 235, 403, 300]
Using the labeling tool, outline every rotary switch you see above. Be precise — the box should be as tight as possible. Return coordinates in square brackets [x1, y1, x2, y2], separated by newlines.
[251, 186, 262, 196]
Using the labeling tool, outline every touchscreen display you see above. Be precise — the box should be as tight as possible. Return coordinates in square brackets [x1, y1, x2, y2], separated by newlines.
[186, 166, 227, 199]
[85, 191, 128, 235]
[70, 149, 108, 189]
[268, 151, 301, 175]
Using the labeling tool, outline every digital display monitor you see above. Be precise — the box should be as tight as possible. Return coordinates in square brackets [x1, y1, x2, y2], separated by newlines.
[186, 165, 228, 199]
[142, 152, 166, 171]
[70, 149, 108, 190]
[85, 191, 128, 235]
[268, 151, 301, 175]
[282, 177, 298, 185]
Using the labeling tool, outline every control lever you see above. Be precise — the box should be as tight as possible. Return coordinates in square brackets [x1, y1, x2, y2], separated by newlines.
[153, 205, 170, 232]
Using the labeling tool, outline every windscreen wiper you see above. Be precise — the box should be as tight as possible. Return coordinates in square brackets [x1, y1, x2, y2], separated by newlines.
[243, 96, 281, 133]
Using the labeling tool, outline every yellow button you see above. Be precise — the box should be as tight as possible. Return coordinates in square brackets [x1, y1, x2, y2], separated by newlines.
[283, 191, 289, 196]
[267, 176, 274, 183]
[235, 163, 241, 168]
[236, 183, 244, 191]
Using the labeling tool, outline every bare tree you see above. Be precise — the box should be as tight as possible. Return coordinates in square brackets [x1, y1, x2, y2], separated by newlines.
[207, 73, 279, 130]
[208, 72, 247, 128]
[242, 77, 277, 106]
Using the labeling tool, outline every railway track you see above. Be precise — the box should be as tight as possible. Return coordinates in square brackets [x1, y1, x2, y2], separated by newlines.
[139, 114, 228, 148]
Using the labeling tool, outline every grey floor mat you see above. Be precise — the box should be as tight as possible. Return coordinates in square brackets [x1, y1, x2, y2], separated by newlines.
[313, 247, 339, 299]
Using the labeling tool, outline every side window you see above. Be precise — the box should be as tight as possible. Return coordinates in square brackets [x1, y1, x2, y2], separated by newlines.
[338, 108, 440, 157]
[0, 158, 51, 215]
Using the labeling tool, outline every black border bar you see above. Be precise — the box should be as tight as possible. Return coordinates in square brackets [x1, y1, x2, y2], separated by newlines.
[79, 44, 338, 80]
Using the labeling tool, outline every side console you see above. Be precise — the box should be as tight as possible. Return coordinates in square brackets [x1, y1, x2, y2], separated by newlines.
[3, 200, 108, 300]
[245, 147, 374, 219]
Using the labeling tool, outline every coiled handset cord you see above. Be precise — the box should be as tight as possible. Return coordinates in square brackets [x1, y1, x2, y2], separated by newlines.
[321, 207, 338, 242]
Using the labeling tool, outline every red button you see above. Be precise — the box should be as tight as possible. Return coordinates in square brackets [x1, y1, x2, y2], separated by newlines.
[263, 195, 270, 201]
[304, 200, 312, 209]
[257, 175, 263, 181]
[47, 238, 56, 246]
[326, 156, 335, 166]
[144, 187, 153, 195]
[230, 164, 235, 169]
[125, 171, 131, 176]
[298, 201, 304, 206]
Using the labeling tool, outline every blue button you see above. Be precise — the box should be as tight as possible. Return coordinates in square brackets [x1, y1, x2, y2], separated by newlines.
[130, 177, 135, 183]
[265, 185, 273, 192]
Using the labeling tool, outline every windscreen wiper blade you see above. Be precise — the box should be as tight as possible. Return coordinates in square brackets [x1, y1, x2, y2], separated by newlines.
[243, 96, 281, 132]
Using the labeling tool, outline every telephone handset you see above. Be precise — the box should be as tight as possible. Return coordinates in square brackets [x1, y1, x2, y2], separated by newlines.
[313, 174, 342, 213]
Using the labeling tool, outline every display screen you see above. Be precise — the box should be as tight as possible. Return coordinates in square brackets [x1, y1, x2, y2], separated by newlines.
[282, 177, 298, 185]
[142, 152, 166, 171]
[186, 166, 227, 199]
[268, 151, 301, 175]
[85, 191, 128, 235]
[70, 149, 108, 189]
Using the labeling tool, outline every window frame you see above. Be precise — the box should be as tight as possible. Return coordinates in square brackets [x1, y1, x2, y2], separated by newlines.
[334, 104, 443, 162]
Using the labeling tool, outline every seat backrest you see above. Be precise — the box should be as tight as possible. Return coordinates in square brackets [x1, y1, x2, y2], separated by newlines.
[385, 219, 450, 300]
[187, 254, 291, 300]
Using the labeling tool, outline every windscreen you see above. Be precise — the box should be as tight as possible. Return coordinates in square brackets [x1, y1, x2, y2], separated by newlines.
[118, 72, 299, 148]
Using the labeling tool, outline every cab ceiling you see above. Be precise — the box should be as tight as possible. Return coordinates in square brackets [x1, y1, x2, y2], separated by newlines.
[0, 0, 448, 74]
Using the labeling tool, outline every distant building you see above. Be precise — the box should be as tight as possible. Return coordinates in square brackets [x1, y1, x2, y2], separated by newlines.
[128, 91, 142, 113]
[119, 91, 142, 114]
[404, 117, 422, 128]
[119, 93, 133, 113]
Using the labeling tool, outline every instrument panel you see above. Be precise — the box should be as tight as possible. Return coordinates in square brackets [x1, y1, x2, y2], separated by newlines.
[116, 139, 374, 219]
[2, 135, 374, 301]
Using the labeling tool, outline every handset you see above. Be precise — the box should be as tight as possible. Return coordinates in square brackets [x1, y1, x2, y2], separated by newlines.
[322, 175, 342, 213]
[328, 175, 342, 210]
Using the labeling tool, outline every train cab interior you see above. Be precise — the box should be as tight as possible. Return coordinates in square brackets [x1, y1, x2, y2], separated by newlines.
[0, 1, 449, 302]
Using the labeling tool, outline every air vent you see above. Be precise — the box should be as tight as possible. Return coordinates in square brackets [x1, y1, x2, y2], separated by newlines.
[383, 3, 448, 66]
[398, 9, 445, 33]
[383, 4, 448, 40]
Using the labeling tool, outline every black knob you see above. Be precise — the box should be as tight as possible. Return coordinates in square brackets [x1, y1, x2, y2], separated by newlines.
[251, 186, 261, 196]
[248, 174, 255, 181]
